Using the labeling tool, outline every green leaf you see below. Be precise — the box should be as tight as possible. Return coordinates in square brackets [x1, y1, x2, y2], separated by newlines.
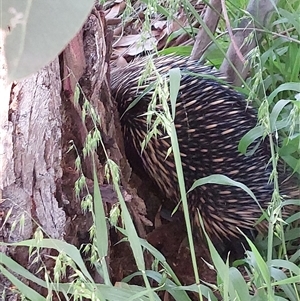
[278, 8, 300, 34]
[270, 260, 300, 276]
[2, 238, 94, 283]
[93, 167, 108, 259]
[229, 267, 251, 300]
[270, 267, 299, 301]
[244, 246, 273, 298]
[281, 155, 300, 174]
[158, 46, 193, 57]
[2, 0, 94, 81]
[188, 174, 259, 205]
[169, 68, 181, 119]
[269, 99, 291, 132]
[268, 83, 300, 103]
[0, 253, 48, 292]
[238, 126, 264, 154]
[196, 213, 234, 299]
[0, 263, 46, 300]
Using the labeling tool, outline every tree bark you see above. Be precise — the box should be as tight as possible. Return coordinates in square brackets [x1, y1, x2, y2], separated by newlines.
[0, 5, 150, 297]
[0, 58, 65, 241]
[0, 37, 65, 295]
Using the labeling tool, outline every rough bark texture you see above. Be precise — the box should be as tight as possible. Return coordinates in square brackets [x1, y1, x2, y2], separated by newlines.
[2, 59, 65, 240]
[0, 51, 65, 297]
[0, 5, 151, 297]
[0, 34, 13, 193]
[1, 9, 112, 295]
[56, 7, 151, 286]
[58, 8, 115, 272]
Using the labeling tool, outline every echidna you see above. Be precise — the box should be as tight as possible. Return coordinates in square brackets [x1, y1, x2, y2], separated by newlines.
[111, 55, 296, 244]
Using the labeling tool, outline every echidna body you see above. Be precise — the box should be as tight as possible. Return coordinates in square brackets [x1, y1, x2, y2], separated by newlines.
[111, 56, 277, 243]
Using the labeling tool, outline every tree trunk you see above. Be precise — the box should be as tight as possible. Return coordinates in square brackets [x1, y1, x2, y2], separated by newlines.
[0, 57, 66, 237]
[0, 46, 65, 296]
[1, 5, 149, 297]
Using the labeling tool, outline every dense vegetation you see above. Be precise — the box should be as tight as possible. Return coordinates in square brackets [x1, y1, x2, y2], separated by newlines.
[1, 0, 299, 300]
